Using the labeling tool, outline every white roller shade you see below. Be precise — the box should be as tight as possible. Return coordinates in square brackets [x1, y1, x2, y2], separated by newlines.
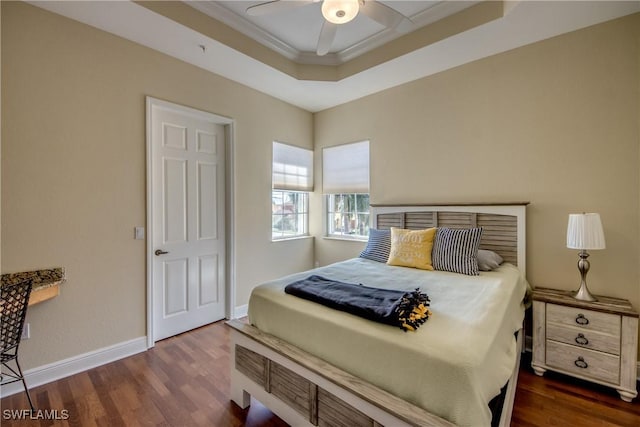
[322, 141, 369, 194]
[272, 142, 313, 192]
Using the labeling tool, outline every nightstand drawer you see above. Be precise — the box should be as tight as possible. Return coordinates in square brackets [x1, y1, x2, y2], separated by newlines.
[547, 340, 620, 384]
[547, 304, 620, 337]
[547, 324, 620, 355]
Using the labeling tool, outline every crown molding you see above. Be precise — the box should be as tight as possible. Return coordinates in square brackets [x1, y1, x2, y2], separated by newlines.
[188, 0, 302, 60]
[338, 1, 480, 62]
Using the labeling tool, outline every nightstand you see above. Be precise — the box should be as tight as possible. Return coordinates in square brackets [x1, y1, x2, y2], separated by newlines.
[531, 287, 638, 402]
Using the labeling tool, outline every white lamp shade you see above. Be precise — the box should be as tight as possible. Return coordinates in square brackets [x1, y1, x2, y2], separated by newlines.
[322, 0, 359, 24]
[567, 213, 606, 250]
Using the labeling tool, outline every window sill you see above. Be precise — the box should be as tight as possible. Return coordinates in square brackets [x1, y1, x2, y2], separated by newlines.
[271, 235, 314, 243]
[322, 236, 367, 243]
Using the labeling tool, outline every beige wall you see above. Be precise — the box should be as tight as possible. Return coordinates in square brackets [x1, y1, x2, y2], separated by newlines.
[3, 1, 640, 373]
[1, 2, 2, 271]
[1, 2, 313, 370]
[314, 14, 640, 351]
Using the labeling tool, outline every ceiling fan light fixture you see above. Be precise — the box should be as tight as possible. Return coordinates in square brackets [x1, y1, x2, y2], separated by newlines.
[321, 0, 359, 25]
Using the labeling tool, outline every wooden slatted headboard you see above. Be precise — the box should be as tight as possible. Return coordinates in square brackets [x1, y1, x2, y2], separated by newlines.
[371, 203, 528, 275]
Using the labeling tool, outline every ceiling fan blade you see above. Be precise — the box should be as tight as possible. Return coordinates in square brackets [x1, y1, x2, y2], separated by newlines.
[359, 1, 413, 33]
[246, 0, 313, 16]
[316, 20, 337, 56]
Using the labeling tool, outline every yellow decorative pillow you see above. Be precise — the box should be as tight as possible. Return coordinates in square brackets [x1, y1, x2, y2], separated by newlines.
[387, 227, 437, 270]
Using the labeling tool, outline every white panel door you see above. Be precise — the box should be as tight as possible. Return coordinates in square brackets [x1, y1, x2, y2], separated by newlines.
[150, 101, 226, 342]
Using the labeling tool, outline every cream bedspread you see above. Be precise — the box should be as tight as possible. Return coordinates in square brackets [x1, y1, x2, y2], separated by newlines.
[248, 258, 527, 426]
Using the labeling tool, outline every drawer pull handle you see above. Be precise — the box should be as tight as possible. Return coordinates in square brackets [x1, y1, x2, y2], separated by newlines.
[575, 314, 589, 325]
[575, 334, 589, 345]
[574, 357, 588, 369]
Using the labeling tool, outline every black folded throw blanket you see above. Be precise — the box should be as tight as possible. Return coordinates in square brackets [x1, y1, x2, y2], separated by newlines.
[284, 275, 431, 332]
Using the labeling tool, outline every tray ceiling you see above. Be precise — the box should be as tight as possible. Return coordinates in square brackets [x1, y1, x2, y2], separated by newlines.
[189, 1, 480, 64]
[26, 1, 640, 112]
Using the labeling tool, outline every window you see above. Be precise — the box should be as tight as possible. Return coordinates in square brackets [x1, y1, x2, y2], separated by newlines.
[272, 142, 313, 240]
[272, 191, 309, 239]
[327, 193, 370, 238]
[323, 141, 370, 240]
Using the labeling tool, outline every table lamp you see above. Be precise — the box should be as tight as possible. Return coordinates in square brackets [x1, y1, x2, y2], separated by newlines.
[566, 213, 606, 302]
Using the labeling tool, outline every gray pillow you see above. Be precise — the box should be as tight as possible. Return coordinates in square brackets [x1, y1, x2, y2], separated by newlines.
[477, 249, 504, 271]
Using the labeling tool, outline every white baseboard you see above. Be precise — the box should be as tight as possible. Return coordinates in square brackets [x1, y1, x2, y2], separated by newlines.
[234, 304, 248, 319]
[0, 336, 147, 398]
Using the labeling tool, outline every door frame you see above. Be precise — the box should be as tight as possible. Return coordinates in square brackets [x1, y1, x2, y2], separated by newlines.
[145, 96, 236, 348]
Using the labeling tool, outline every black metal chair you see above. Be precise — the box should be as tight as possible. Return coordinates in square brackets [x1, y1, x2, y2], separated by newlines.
[1, 279, 35, 411]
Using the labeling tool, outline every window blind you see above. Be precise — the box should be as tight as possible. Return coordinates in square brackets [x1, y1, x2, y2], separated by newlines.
[272, 142, 313, 192]
[322, 141, 369, 194]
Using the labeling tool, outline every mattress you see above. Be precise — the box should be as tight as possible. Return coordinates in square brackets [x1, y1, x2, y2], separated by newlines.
[248, 258, 527, 427]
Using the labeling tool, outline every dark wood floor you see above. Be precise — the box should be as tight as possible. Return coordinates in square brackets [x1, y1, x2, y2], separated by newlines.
[2, 320, 639, 426]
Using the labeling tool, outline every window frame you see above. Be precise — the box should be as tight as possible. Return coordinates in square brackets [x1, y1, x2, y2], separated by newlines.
[271, 141, 313, 242]
[325, 192, 370, 241]
[322, 140, 370, 241]
[271, 190, 310, 241]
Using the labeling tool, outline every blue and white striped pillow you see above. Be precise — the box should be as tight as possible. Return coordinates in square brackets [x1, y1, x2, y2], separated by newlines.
[432, 227, 483, 275]
[359, 229, 391, 263]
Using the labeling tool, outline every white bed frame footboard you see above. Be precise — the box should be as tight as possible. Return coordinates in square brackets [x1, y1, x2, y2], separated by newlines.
[228, 320, 523, 427]
[229, 319, 456, 427]
[230, 203, 528, 426]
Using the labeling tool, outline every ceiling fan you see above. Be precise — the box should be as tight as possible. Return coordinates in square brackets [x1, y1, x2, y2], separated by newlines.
[246, 0, 414, 56]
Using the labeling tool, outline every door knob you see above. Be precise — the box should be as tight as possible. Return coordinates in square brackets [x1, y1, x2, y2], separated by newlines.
[155, 249, 169, 256]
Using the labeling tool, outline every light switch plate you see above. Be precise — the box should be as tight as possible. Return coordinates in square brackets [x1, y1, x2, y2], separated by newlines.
[134, 227, 145, 240]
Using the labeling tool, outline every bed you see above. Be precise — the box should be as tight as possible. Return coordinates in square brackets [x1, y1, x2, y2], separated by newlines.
[228, 203, 529, 427]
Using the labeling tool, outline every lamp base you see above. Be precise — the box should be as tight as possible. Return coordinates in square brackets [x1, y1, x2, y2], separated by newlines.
[572, 281, 597, 302]
[572, 250, 597, 302]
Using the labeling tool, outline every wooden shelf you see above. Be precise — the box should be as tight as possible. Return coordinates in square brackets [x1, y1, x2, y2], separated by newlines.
[29, 283, 61, 306]
[2, 267, 65, 306]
